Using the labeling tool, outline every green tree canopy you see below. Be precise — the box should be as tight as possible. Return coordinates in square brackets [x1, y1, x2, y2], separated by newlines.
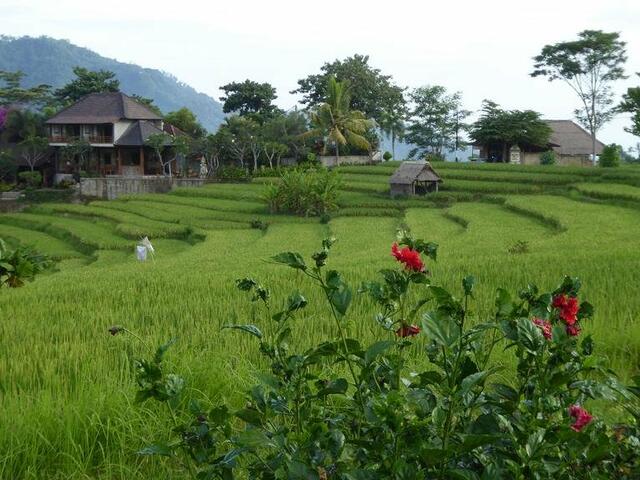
[219, 80, 280, 119]
[55, 66, 120, 105]
[470, 101, 552, 162]
[1, 109, 46, 143]
[164, 107, 206, 138]
[531, 30, 627, 160]
[0, 70, 51, 109]
[292, 54, 405, 123]
[303, 77, 373, 162]
[405, 85, 470, 160]
[619, 73, 640, 138]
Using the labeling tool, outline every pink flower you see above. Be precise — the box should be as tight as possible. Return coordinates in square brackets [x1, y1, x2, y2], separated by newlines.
[532, 318, 552, 340]
[569, 405, 593, 432]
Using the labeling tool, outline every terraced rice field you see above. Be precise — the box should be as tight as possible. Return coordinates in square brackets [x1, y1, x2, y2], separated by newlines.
[1, 163, 640, 479]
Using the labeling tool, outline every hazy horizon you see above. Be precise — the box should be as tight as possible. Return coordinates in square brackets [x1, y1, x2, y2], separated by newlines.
[3, 0, 640, 149]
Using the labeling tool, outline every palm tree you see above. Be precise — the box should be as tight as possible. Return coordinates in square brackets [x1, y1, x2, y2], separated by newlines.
[305, 77, 372, 163]
[379, 109, 405, 161]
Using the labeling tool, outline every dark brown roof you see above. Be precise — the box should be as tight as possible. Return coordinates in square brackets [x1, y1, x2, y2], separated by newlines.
[115, 120, 168, 146]
[46, 92, 162, 124]
[546, 120, 605, 156]
[389, 162, 442, 185]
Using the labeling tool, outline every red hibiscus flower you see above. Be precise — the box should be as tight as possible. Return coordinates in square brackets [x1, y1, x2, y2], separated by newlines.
[391, 243, 424, 272]
[532, 318, 552, 340]
[553, 294, 580, 327]
[568, 405, 593, 432]
[395, 324, 421, 338]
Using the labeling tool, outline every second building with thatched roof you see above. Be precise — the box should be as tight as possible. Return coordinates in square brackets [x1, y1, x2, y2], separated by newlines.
[389, 162, 443, 197]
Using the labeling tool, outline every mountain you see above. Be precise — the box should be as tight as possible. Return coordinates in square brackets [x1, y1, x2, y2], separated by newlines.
[0, 36, 225, 131]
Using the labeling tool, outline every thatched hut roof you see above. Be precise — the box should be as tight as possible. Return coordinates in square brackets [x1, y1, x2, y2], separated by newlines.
[389, 162, 442, 185]
[547, 120, 605, 156]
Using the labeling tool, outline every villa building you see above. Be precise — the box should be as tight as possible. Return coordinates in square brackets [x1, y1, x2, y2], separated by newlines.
[474, 120, 605, 166]
[46, 92, 179, 177]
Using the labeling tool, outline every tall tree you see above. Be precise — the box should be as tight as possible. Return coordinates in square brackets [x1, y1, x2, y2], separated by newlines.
[531, 30, 627, 161]
[55, 66, 120, 105]
[470, 101, 552, 162]
[292, 54, 405, 123]
[164, 107, 206, 138]
[219, 116, 259, 168]
[303, 77, 372, 163]
[19, 135, 49, 172]
[0, 71, 52, 108]
[145, 133, 173, 177]
[219, 80, 280, 119]
[618, 73, 640, 138]
[379, 108, 406, 161]
[61, 138, 91, 180]
[262, 111, 309, 161]
[405, 86, 470, 159]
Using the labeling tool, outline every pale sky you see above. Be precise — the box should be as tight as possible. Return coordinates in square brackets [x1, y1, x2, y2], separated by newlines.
[3, 0, 640, 149]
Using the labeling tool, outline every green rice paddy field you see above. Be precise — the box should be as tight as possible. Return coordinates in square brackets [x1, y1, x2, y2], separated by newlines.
[2, 161, 640, 478]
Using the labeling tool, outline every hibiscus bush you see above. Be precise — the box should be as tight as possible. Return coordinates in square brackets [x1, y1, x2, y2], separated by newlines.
[113, 233, 640, 479]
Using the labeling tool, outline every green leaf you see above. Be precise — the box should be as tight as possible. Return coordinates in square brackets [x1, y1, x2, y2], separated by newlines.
[138, 443, 173, 456]
[317, 378, 348, 397]
[222, 324, 263, 339]
[272, 251, 307, 271]
[154, 338, 176, 364]
[364, 340, 395, 364]
[462, 275, 476, 297]
[495, 288, 513, 318]
[460, 371, 490, 397]
[329, 284, 352, 317]
[422, 310, 459, 348]
[286, 291, 308, 312]
[429, 285, 453, 304]
[235, 408, 263, 426]
[516, 317, 544, 352]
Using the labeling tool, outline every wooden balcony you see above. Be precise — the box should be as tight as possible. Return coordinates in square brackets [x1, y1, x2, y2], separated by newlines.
[49, 135, 114, 144]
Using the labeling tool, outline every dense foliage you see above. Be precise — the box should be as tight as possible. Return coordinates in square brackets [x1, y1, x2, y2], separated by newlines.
[599, 144, 621, 167]
[618, 73, 640, 138]
[117, 234, 640, 479]
[292, 54, 405, 124]
[0, 237, 52, 287]
[263, 168, 341, 216]
[470, 101, 552, 162]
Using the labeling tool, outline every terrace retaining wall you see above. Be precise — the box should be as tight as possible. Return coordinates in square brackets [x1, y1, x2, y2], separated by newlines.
[319, 151, 382, 167]
[79, 176, 205, 200]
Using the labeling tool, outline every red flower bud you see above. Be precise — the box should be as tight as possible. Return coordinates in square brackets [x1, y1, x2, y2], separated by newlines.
[569, 405, 593, 432]
[395, 324, 421, 338]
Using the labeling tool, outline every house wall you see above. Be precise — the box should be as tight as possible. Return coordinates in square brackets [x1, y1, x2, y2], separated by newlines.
[557, 154, 593, 167]
[79, 176, 204, 200]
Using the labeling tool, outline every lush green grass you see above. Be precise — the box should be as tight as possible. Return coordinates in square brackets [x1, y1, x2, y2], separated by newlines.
[2, 163, 640, 478]
[574, 182, 640, 202]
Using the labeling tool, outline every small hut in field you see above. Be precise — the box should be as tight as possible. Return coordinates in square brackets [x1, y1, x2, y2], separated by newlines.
[389, 162, 442, 197]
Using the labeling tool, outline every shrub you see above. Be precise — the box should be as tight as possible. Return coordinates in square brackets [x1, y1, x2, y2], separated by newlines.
[250, 219, 268, 231]
[306, 152, 318, 164]
[425, 152, 445, 162]
[383, 151, 393, 161]
[114, 234, 640, 479]
[214, 166, 251, 182]
[18, 171, 42, 188]
[262, 168, 341, 216]
[0, 151, 17, 183]
[0, 238, 53, 288]
[599, 144, 621, 168]
[540, 150, 557, 165]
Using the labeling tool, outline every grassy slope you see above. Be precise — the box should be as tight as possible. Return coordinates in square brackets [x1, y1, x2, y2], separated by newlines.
[1, 164, 640, 478]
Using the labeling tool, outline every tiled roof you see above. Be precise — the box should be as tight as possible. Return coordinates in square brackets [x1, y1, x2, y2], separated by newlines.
[115, 120, 169, 146]
[46, 92, 162, 124]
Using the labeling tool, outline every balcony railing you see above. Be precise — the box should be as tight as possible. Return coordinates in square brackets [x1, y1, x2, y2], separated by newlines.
[49, 135, 114, 144]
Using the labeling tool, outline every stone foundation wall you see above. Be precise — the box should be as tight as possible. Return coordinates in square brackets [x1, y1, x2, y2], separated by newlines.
[319, 152, 382, 167]
[79, 176, 205, 200]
